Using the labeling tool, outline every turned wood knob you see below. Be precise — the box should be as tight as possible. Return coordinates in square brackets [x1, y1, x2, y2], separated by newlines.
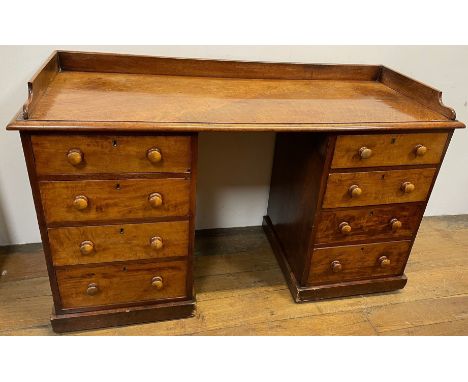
[414, 144, 427, 157]
[379, 256, 391, 268]
[150, 236, 163, 250]
[80, 240, 94, 255]
[331, 260, 342, 273]
[86, 283, 99, 296]
[73, 195, 89, 210]
[359, 146, 372, 159]
[67, 149, 83, 165]
[390, 218, 402, 231]
[348, 185, 362, 198]
[147, 148, 162, 163]
[151, 276, 164, 290]
[401, 181, 415, 193]
[339, 222, 352, 235]
[148, 193, 163, 208]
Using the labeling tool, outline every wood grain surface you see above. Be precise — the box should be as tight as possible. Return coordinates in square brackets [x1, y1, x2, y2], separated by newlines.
[48, 220, 189, 266]
[331, 132, 448, 168]
[39, 178, 191, 224]
[56, 260, 187, 309]
[28, 71, 448, 124]
[308, 241, 411, 285]
[322, 168, 437, 208]
[314, 204, 425, 245]
[32, 134, 192, 175]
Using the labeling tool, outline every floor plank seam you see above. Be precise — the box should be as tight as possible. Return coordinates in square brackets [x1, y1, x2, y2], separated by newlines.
[377, 316, 468, 335]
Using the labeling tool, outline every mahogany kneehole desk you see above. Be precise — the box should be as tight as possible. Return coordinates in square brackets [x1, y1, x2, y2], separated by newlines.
[7, 51, 465, 332]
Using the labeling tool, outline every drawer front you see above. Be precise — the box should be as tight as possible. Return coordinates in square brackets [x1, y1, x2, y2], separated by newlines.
[308, 241, 411, 285]
[331, 133, 448, 168]
[322, 168, 436, 208]
[49, 220, 189, 266]
[315, 204, 424, 245]
[56, 260, 187, 309]
[32, 134, 192, 175]
[40, 178, 190, 224]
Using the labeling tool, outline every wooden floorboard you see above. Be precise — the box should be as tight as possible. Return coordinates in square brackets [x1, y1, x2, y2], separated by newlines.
[0, 215, 467, 336]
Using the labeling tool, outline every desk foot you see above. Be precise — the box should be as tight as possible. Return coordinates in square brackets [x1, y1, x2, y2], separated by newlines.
[51, 299, 196, 333]
[262, 215, 407, 303]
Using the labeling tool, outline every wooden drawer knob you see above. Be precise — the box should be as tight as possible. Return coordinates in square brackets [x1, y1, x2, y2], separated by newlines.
[339, 222, 352, 235]
[73, 195, 89, 210]
[151, 276, 164, 290]
[414, 144, 427, 157]
[390, 218, 402, 231]
[67, 149, 83, 166]
[150, 236, 163, 250]
[348, 185, 362, 198]
[331, 260, 342, 273]
[148, 193, 163, 208]
[401, 181, 415, 193]
[147, 148, 162, 163]
[80, 240, 94, 255]
[359, 146, 372, 159]
[86, 283, 99, 296]
[379, 256, 391, 268]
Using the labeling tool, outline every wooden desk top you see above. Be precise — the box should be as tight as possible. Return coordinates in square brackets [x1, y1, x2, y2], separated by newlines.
[7, 51, 465, 132]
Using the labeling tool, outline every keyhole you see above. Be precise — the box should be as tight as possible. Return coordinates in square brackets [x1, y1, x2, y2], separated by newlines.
[391, 138, 396, 144]
[120, 228, 125, 234]
[115, 183, 121, 190]
[112, 140, 118, 147]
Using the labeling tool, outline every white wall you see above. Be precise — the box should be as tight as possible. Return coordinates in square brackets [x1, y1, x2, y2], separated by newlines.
[1, 46, 467, 245]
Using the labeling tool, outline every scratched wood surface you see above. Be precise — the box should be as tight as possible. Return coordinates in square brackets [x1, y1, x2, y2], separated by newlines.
[0, 216, 467, 335]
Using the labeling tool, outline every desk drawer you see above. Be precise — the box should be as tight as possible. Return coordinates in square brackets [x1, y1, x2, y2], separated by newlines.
[49, 220, 189, 266]
[331, 133, 448, 169]
[40, 178, 190, 224]
[32, 134, 192, 175]
[56, 260, 187, 309]
[315, 204, 424, 245]
[308, 241, 410, 285]
[322, 168, 436, 208]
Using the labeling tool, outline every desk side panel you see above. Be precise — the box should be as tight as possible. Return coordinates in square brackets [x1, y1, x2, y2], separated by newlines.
[266, 133, 330, 281]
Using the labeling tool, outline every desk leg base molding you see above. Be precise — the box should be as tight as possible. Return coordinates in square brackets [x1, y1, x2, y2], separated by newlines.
[50, 300, 196, 333]
[262, 216, 407, 303]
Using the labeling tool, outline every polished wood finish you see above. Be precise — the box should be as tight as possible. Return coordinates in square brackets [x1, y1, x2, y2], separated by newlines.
[22, 51, 60, 119]
[8, 51, 465, 133]
[72, 195, 88, 210]
[39, 178, 190, 224]
[322, 168, 437, 208]
[263, 216, 408, 301]
[58, 51, 382, 81]
[56, 260, 187, 309]
[10, 118, 465, 133]
[380, 66, 456, 119]
[50, 300, 195, 333]
[315, 204, 424, 245]
[67, 148, 83, 166]
[266, 127, 456, 302]
[24, 71, 450, 125]
[32, 134, 191, 175]
[48, 220, 189, 266]
[308, 241, 411, 285]
[4, 218, 467, 335]
[267, 133, 331, 280]
[331, 133, 448, 168]
[79, 240, 94, 256]
[7, 51, 465, 332]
